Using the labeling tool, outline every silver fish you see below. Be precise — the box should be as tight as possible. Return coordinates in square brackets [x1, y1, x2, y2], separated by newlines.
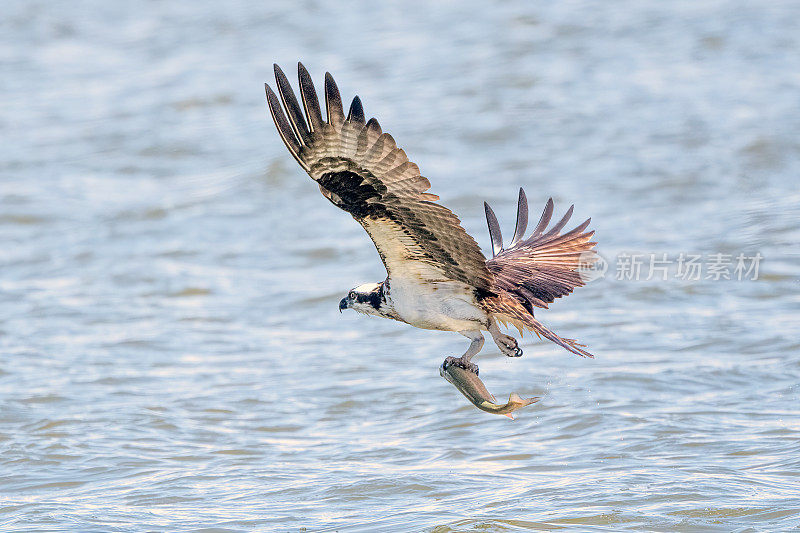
[440, 359, 539, 419]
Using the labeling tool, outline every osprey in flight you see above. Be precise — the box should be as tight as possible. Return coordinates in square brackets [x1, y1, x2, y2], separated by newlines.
[265, 63, 597, 374]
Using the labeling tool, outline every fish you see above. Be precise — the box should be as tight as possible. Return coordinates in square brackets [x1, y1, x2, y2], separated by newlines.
[440, 358, 540, 419]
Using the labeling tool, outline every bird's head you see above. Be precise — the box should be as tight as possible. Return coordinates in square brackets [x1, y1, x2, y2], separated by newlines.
[339, 282, 384, 316]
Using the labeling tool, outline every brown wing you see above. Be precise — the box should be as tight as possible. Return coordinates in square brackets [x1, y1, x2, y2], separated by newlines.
[265, 63, 492, 290]
[485, 189, 598, 310]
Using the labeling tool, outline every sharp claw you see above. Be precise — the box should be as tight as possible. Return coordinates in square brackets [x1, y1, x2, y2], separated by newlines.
[505, 345, 523, 357]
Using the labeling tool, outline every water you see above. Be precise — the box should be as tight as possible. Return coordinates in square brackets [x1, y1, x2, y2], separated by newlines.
[2, 1, 799, 531]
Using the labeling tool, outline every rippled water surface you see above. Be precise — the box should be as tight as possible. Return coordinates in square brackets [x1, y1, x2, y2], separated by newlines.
[2, 1, 800, 531]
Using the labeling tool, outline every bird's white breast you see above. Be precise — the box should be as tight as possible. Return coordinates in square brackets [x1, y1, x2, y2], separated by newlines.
[385, 276, 488, 332]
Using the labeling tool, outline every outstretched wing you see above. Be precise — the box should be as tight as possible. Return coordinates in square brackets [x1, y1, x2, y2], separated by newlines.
[482, 189, 597, 358]
[266, 63, 492, 290]
[485, 189, 598, 310]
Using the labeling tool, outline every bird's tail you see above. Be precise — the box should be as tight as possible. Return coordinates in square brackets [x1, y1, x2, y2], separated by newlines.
[483, 292, 594, 359]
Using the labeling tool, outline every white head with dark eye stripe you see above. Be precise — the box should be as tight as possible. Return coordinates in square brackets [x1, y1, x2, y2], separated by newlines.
[339, 282, 385, 316]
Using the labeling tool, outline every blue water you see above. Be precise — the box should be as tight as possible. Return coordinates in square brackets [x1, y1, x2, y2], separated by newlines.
[1, 1, 799, 531]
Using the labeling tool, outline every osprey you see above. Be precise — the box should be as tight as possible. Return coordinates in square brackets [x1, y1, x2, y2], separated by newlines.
[265, 63, 597, 374]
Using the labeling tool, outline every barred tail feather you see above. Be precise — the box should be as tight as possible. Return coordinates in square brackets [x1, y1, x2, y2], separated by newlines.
[485, 295, 594, 358]
[524, 315, 594, 358]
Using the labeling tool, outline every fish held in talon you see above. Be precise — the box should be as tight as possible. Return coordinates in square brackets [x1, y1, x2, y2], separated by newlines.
[440, 358, 539, 419]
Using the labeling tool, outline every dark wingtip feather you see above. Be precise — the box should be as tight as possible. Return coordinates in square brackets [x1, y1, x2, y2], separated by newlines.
[530, 198, 554, 238]
[265, 83, 304, 168]
[543, 205, 574, 238]
[366, 117, 382, 135]
[324, 72, 344, 127]
[348, 96, 365, 123]
[274, 63, 311, 145]
[484, 201, 503, 257]
[297, 62, 324, 133]
[510, 187, 529, 247]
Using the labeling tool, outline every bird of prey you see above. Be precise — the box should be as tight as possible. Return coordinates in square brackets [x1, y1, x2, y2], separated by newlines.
[265, 63, 597, 374]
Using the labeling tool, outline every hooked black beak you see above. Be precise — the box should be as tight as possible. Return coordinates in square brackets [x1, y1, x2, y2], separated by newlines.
[339, 298, 348, 313]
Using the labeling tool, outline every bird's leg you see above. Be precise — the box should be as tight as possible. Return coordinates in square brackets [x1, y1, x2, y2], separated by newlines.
[443, 330, 484, 375]
[488, 318, 523, 357]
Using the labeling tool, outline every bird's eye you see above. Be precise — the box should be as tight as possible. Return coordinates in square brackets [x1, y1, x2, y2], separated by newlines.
[349, 291, 356, 300]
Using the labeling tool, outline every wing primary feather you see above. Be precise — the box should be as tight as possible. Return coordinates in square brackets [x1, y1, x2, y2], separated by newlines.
[297, 62, 324, 133]
[324, 72, 345, 128]
[484, 202, 503, 257]
[265, 84, 306, 170]
[530, 198, 554, 238]
[552, 217, 591, 242]
[348, 96, 365, 123]
[273, 64, 311, 146]
[510, 187, 529, 247]
[543, 205, 574, 238]
[366, 117, 382, 135]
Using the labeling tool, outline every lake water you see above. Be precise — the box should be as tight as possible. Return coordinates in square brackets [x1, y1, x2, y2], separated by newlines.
[1, 1, 799, 531]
